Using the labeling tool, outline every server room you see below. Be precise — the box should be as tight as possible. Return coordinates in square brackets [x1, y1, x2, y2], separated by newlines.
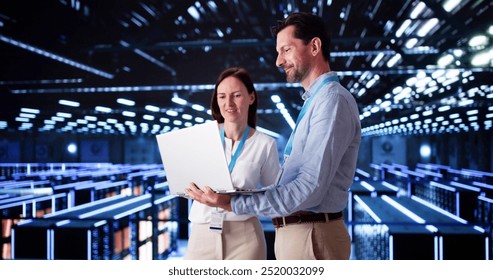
[0, 0, 492, 262]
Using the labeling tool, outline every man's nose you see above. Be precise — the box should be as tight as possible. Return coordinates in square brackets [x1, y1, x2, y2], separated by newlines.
[275, 54, 284, 68]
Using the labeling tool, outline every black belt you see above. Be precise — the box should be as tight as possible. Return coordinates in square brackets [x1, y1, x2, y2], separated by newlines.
[272, 211, 343, 228]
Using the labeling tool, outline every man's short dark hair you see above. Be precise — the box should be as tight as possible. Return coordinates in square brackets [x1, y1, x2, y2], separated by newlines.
[271, 12, 331, 62]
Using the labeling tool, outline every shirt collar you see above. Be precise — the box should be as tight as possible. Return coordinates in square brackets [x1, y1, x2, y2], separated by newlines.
[301, 71, 337, 101]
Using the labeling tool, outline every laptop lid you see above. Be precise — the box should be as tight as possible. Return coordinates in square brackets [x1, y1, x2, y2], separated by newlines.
[156, 121, 237, 196]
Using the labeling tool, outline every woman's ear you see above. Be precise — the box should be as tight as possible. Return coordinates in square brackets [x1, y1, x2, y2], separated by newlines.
[249, 92, 255, 105]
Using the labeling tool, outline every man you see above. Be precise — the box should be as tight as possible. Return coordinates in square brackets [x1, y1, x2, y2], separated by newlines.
[186, 12, 361, 260]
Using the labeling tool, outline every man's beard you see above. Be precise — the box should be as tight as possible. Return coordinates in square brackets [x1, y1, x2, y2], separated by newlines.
[285, 64, 308, 83]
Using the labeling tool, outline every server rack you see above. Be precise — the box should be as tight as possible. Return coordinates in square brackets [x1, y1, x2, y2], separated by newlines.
[394, 195, 488, 260]
[413, 180, 480, 221]
[348, 180, 399, 238]
[1, 192, 68, 259]
[11, 193, 178, 260]
[70, 180, 129, 206]
[353, 195, 437, 260]
[11, 219, 58, 259]
[476, 196, 492, 259]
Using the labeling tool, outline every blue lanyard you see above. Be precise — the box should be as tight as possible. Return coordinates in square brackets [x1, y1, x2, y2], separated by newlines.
[284, 75, 340, 158]
[220, 125, 250, 173]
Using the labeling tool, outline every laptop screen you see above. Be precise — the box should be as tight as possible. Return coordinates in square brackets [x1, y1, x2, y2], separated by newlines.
[156, 121, 235, 196]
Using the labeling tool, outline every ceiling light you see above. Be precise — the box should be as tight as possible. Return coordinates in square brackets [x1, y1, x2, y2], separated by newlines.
[271, 95, 281, 103]
[95, 106, 112, 113]
[15, 117, 29, 122]
[20, 108, 40, 114]
[405, 38, 418, 49]
[19, 123, 33, 130]
[371, 52, 384, 67]
[410, 2, 427, 19]
[406, 77, 417, 87]
[380, 101, 392, 108]
[145, 105, 160, 112]
[458, 99, 473, 106]
[394, 88, 411, 102]
[117, 98, 135, 106]
[416, 18, 439, 37]
[207, 1, 218, 12]
[415, 77, 432, 88]
[431, 69, 445, 79]
[386, 53, 402, 67]
[187, 6, 200, 21]
[166, 110, 179, 117]
[280, 109, 295, 129]
[442, 0, 461, 13]
[215, 28, 224, 38]
[468, 35, 489, 48]
[59, 99, 80, 107]
[470, 50, 492, 67]
[130, 17, 143, 27]
[452, 49, 464, 57]
[276, 103, 286, 110]
[395, 19, 411, 38]
[438, 106, 450, 112]
[422, 110, 433, 116]
[437, 54, 454, 67]
[19, 113, 36, 119]
[57, 112, 72, 118]
[357, 88, 367, 97]
[192, 104, 205, 111]
[171, 96, 187, 105]
[122, 111, 136, 117]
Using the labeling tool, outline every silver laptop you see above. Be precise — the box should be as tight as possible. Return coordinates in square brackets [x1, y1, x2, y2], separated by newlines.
[156, 120, 265, 197]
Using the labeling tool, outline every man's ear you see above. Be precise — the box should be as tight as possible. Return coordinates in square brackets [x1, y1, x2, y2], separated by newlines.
[311, 37, 322, 56]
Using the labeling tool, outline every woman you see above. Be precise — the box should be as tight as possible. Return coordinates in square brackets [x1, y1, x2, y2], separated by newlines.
[184, 67, 280, 260]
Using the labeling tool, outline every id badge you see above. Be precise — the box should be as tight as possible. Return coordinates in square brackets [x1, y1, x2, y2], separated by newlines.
[209, 209, 225, 233]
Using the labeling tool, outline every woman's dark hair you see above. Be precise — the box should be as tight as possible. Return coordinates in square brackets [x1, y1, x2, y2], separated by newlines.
[271, 12, 331, 62]
[210, 67, 258, 128]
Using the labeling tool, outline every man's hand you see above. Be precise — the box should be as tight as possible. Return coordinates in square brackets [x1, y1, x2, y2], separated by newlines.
[185, 183, 232, 211]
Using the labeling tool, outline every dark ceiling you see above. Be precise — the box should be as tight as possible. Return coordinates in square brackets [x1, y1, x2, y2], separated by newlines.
[0, 0, 492, 138]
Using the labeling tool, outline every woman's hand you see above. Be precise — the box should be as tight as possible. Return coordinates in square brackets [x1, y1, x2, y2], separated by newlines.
[185, 182, 232, 211]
